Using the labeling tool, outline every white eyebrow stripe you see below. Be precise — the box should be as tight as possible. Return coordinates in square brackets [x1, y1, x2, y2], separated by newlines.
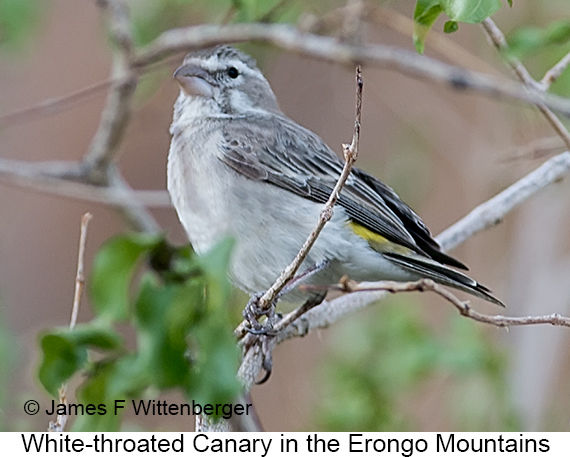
[186, 56, 264, 80]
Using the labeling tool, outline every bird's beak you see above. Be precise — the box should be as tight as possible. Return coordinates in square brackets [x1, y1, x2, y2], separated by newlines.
[173, 64, 216, 98]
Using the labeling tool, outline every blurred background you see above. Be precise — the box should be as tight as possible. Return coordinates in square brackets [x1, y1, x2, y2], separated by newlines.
[0, 0, 570, 432]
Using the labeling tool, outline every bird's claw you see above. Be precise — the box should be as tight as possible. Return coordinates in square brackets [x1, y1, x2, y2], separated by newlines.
[255, 336, 274, 385]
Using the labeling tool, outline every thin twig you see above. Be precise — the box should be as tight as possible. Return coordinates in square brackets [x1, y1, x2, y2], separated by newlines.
[235, 66, 363, 338]
[500, 136, 565, 163]
[302, 279, 570, 329]
[0, 53, 183, 129]
[260, 64, 362, 307]
[482, 18, 570, 150]
[0, 79, 112, 128]
[481, 19, 538, 87]
[70, 213, 92, 328]
[244, 275, 570, 391]
[540, 51, 570, 90]
[48, 213, 92, 432]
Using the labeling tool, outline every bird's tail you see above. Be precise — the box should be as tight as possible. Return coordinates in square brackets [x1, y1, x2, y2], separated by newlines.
[382, 252, 504, 307]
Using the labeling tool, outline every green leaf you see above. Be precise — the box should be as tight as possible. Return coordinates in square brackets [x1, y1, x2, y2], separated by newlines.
[72, 361, 124, 432]
[90, 233, 162, 322]
[133, 276, 193, 388]
[148, 239, 201, 282]
[444, 20, 459, 34]
[413, 0, 444, 54]
[507, 20, 570, 59]
[414, 0, 502, 53]
[190, 315, 241, 408]
[39, 334, 87, 397]
[65, 323, 122, 351]
[507, 0, 512, 6]
[440, 0, 502, 23]
[188, 239, 240, 407]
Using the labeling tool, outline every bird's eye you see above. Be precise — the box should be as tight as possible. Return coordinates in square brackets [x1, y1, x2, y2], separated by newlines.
[227, 67, 239, 79]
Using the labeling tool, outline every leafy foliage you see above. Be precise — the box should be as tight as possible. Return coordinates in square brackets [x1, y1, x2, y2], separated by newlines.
[38, 234, 241, 431]
[413, 0, 503, 53]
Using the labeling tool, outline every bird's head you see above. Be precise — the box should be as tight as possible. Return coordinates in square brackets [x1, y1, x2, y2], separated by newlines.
[173, 45, 280, 116]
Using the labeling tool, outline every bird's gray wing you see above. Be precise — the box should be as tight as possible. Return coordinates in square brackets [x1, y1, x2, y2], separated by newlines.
[219, 114, 466, 269]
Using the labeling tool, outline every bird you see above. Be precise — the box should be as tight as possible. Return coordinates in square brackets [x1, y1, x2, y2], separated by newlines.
[167, 45, 503, 312]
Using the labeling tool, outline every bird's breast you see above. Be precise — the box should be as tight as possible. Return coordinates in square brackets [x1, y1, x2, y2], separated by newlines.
[167, 121, 232, 254]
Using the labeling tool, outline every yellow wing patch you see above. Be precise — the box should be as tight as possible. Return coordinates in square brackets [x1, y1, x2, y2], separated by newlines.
[349, 221, 412, 255]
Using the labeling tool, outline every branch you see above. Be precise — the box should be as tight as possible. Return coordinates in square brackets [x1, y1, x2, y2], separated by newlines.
[134, 22, 570, 117]
[83, 0, 159, 233]
[0, 158, 170, 207]
[85, 0, 137, 180]
[70, 213, 92, 329]
[240, 272, 570, 390]
[48, 213, 92, 432]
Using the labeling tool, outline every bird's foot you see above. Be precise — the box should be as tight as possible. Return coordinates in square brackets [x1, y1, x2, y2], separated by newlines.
[242, 292, 278, 335]
[245, 292, 327, 385]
